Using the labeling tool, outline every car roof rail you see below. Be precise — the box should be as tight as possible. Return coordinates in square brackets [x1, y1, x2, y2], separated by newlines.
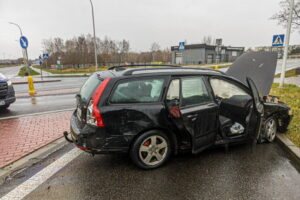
[108, 64, 181, 71]
[121, 66, 227, 76]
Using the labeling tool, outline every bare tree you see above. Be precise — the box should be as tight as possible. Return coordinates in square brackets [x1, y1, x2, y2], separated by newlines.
[271, 0, 300, 31]
[150, 42, 160, 62]
[42, 35, 171, 66]
[202, 36, 213, 45]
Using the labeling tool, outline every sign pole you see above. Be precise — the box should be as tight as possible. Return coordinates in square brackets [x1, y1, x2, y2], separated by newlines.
[279, 0, 294, 87]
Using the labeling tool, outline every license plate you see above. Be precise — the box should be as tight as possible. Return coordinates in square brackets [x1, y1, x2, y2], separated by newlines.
[0, 100, 5, 106]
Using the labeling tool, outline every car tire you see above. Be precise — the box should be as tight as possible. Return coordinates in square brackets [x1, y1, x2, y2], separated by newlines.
[130, 130, 172, 169]
[264, 117, 277, 143]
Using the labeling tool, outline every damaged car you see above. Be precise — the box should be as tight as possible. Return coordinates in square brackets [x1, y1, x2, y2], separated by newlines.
[64, 52, 292, 169]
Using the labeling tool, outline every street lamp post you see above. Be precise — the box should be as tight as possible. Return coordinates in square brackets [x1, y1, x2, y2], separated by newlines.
[279, 0, 294, 87]
[9, 22, 30, 75]
[89, 0, 98, 71]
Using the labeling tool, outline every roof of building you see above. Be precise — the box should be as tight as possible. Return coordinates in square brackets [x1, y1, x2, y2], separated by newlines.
[171, 43, 244, 51]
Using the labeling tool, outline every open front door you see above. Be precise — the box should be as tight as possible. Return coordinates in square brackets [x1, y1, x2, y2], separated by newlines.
[246, 77, 264, 142]
[166, 77, 219, 154]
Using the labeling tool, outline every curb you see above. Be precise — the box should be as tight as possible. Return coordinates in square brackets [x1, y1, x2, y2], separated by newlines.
[0, 137, 67, 185]
[16, 91, 78, 98]
[12, 79, 61, 85]
[276, 134, 300, 166]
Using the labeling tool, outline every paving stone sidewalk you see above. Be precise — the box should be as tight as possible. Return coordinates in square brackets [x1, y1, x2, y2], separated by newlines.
[0, 111, 72, 168]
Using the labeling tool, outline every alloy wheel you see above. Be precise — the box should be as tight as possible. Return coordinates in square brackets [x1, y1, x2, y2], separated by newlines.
[139, 135, 168, 166]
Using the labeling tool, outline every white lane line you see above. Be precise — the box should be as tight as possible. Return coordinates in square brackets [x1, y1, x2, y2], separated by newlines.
[0, 148, 82, 200]
[0, 108, 74, 121]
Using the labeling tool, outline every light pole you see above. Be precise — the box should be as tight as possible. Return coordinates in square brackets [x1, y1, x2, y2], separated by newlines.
[279, 0, 294, 87]
[89, 0, 98, 71]
[9, 22, 30, 75]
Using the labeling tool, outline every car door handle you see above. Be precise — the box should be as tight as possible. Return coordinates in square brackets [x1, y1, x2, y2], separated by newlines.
[187, 114, 198, 119]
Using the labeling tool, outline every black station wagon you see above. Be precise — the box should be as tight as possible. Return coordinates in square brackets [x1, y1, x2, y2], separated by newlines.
[64, 52, 292, 169]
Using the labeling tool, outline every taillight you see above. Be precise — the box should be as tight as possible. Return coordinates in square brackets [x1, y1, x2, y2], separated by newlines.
[86, 78, 111, 127]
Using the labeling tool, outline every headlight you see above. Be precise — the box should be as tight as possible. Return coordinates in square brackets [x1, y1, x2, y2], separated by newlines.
[7, 80, 12, 86]
[288, 109, 293, 116]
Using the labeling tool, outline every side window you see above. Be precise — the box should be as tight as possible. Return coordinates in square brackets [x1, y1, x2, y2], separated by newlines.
[110, 78, 164, 103]
[181, 77, 211, 107]
[210, 78, 250, 99]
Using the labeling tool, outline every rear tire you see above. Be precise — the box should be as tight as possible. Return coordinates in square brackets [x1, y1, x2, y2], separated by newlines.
[130, 130, 171, 169]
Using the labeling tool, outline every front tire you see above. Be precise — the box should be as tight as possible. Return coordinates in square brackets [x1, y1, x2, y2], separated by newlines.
[130, 130, 171, 169]
[264, 117, 277, 143]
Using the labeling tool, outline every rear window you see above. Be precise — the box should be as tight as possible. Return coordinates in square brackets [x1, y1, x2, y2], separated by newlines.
[80, 74, 102, 102]
[110, 78, 165, 103]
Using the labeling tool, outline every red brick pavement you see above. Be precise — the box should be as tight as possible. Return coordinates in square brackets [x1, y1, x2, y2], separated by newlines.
[0, 111, 72, 168]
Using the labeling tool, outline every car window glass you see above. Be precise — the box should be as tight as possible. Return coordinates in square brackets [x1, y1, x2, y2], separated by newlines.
[181, 77, 211, 107]
[210, 78, 249, 99]
[166, 79, 180, 100]
[110, 78, 164, 103]
[80, 73, 102, 103]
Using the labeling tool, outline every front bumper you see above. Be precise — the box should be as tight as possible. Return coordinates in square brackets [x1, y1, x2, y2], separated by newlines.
[0, 85, 16, 106]
[63, 111, 128, 154]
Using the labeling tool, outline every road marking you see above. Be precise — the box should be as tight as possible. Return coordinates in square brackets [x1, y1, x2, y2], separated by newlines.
[0, 108, 74, 121]
[0, 148, 82, 200]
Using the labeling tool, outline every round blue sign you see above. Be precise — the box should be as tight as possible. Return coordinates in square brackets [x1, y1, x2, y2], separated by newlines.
[20, 36, 28, 49]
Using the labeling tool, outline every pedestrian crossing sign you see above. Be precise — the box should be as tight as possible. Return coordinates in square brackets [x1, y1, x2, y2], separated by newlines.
[272, 34, 285, 47]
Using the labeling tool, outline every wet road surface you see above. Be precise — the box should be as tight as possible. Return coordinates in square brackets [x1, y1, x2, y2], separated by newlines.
[0, 66, 22, 79]
[0, 142, 299, 200]
[12, 77, 87, 93]
[0, 94, 76, 118]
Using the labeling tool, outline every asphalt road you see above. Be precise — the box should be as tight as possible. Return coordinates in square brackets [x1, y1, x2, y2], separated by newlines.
[12, 77, 87, 93]
[0, 94, 76, 118]
[0, 142, 299, 200]
[0, 65, 22, 79]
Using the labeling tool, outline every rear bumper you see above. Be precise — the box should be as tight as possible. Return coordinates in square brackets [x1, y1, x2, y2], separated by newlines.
[63, 111, 128, 154]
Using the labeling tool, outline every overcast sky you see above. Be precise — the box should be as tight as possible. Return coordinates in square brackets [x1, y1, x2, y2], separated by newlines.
[0, 0, 299, 59]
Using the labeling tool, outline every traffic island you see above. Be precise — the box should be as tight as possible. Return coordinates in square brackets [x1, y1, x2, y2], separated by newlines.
[15, 88, 80, 98]
[12, 79, 61, 85]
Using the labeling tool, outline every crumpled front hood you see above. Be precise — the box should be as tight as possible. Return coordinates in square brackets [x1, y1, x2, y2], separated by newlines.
[226, 52, 277, 96]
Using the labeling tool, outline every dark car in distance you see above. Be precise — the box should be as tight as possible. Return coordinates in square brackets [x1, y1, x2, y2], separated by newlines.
[0, 73, 16, 109]
[64, 52, 292, 169]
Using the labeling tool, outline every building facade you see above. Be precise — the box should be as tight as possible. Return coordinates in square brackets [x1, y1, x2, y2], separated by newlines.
[171, 43, 244, 65]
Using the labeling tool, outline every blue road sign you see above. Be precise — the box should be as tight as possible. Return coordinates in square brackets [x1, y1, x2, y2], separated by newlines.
[272, 34, 285, 47]
[20, 36, 28, 49]
[179, 42, 185, 51]
[39, 55, 43, 65]
[43, 53, 49, 59]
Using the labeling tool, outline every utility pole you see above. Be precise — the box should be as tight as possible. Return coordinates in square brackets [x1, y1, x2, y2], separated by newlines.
[89, 0, 98, 71]
[279, 0, 294, 87]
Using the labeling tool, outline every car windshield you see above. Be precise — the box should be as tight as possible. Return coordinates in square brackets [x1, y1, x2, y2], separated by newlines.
[79, 73, 102, 103]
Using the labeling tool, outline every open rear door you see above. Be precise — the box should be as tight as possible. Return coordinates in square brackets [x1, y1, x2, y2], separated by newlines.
[246, 77, 264, 143]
